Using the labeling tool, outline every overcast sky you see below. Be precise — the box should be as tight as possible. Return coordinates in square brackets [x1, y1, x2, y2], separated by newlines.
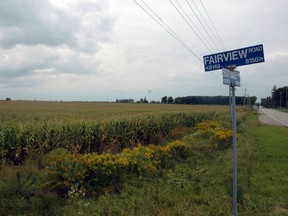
[0, 0, 287, 102]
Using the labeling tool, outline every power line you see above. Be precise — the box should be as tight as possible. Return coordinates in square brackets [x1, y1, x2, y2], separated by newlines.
[173, 0, 216, 52]
[169, 0, 225, 87]
[186, 0, 232, 88]
[133, 0, 256, 100]
[134, 0, 227, 89]
[193, 0, 251, 96]
[139, 0, 183, 45]
[186, 0, 221, 52]
[189, 0, 224, 51]
[133, 0, 203, 62]
[199, 0, 226, 50]
[168, 0, 214, 53]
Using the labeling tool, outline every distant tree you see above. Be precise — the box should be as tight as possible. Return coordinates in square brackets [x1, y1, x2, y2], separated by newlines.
[284, 86, 288, 109]
[174, 97, 182, 104]
[249, 96, 257, 106]
[261, 96, 272, 108]
[150, 100, 160, 104]
[161, 96, 168, 104]
[271, 85, 277, 108]
[167, 96, 174, 104]
[136, 97, 148, 103]
[271, 85, 277, 95]
[115, 99, 134, 103]
[261, 85, 288, 108]
[274, 86, 288, 108]
[5, 98, 11, 101]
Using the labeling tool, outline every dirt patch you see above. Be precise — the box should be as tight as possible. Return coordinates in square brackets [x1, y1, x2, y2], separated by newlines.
[270, 205, 288, 215]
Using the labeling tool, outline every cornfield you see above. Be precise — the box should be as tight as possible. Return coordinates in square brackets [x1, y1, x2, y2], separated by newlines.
[0, 112, 216, 165]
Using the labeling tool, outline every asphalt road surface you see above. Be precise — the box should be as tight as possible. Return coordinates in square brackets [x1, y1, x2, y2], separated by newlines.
[258, 107, 288, 126]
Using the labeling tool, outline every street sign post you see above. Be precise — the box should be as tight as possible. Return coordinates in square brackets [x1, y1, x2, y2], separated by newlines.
[230, 83, 237, 216]
[203, 44, 264, 72]
[203, 44, 265, 216]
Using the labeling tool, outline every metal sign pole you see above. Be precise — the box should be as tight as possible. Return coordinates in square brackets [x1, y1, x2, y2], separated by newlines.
[231, 84, 237, 216]
[222, 67, 239, 215]
[203, 44, 265, 216]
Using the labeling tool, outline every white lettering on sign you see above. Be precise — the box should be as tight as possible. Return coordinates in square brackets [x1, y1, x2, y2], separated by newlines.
[204, 49, 248, 65]
[245, 57, 264, 64]
[248, 45, 262, 53]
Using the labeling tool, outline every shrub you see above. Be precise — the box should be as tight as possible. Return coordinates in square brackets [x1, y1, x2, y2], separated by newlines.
[195, 120, 234, 149]
[0, 159, 70, 215]
[44, 140, 192, 197]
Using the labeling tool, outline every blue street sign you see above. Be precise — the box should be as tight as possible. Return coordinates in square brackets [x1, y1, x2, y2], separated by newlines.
[203, 44, 265, 72]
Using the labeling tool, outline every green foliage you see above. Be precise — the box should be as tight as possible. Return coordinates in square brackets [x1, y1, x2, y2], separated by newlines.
[194, 120, 233, 149]
[2, 109, 287, 215]
[262, 85, 288, 108]
[0, 103, 260, 215]
[59, 111, 288, 216]
[0, 163, 61, 216]
[0, 112, 215, 165]
[44, 140, 191, 197]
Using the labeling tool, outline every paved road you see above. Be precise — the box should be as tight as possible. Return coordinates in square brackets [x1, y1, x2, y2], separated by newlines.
[258, 108, 288, 126]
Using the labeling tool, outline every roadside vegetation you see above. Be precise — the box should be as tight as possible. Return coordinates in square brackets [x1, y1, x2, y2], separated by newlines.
[0, 102, 287, 215]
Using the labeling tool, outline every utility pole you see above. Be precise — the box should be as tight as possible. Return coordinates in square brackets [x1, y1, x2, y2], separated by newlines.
[285, 86, 288, 109]
[280, 92, 282, 109]
[243, 87, 247, 106]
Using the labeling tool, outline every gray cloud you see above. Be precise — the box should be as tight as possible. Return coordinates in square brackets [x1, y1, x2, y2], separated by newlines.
[0, 0, 287, 102]
[0, 0, 75, 48]
[0, 0, 116, 52]
[0, 0, 116, 88]
[0, 45, 59, 78]
[0, 44, 101, 84]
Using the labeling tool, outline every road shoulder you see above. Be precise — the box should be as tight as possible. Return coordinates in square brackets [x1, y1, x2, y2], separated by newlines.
[258, 109, 284, 126]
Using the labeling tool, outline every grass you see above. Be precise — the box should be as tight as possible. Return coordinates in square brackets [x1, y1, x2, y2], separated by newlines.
[245, 123, 288, 215]
[278, 108, 288, 113]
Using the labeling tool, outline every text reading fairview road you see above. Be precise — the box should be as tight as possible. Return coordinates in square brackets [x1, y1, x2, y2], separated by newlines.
[203, 44, 264, 72]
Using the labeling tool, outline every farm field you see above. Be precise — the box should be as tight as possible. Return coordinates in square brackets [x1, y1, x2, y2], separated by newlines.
[0, 101, 224, 165]
[1, 101, 286, 215]
[0, 100, 229, 126]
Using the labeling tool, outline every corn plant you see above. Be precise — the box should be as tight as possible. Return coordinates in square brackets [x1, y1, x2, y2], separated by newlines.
[0, 111, 216, 165]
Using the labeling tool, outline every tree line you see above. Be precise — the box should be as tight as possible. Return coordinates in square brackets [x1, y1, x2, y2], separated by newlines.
[115, 95, 257, 106]
[161, 96, 256, 106]
[261, 85, 288, 108]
